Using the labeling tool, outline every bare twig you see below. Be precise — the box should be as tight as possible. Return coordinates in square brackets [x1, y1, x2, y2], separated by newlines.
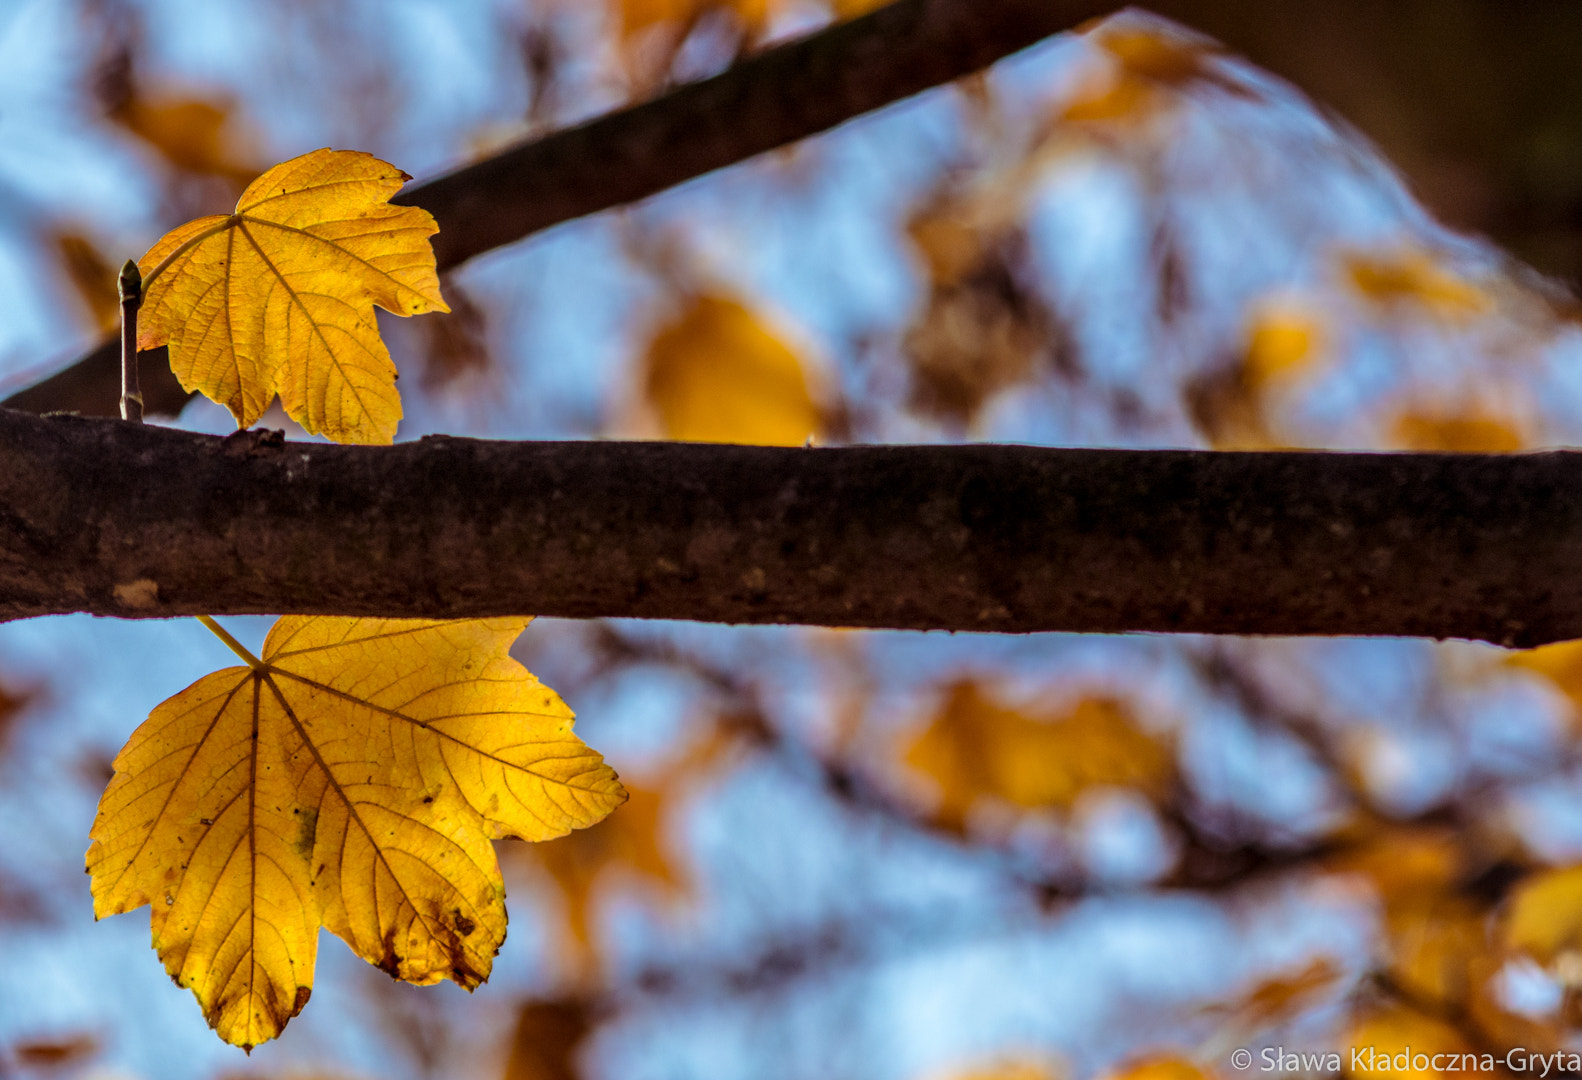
[116, 259, 142, 424]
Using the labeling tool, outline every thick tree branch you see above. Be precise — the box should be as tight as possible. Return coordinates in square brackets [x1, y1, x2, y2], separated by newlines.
[6, 409, 1578, 645]
[4, 0, 1113, 420]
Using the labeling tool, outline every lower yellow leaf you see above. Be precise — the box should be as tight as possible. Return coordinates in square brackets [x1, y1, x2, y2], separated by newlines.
[86, 616, 626, 1050]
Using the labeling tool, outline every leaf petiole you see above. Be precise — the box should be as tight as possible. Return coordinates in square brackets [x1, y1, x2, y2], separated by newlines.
[196, 615, 265, 670]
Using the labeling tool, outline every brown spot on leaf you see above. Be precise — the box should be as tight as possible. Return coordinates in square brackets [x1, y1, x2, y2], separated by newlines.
[294, 806, 318, 856]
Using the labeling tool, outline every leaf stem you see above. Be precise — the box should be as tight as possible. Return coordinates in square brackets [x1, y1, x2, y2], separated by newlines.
[118, 260, 142, 423]
[197, 615, 265, 670]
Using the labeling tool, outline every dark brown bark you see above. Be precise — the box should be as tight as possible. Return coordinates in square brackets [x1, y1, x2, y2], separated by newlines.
[4, 0, 1114, 421]
[5, 408, 1577, 646]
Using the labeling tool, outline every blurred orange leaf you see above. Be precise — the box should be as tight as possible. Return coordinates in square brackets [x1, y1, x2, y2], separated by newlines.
[904, 684, 1173, 829]
[136, 148, 450, 444]
[619, 0, 777, 44]
[1205, 956, 1343, 1031]
[1390, 411, 1525, 453]
[1062, 25, 1240, 126]
[903, 188, 1062, 426]
[1101, 1058, 1207, 1080]
[109, 92, 257, 185]
[1243, 303, 1323, 389]
[1384, 897, 1488, 1008]
[1505, 865, 1582, 967]
[642, 294, 822, 445]
[420, 280, 493, 391]
[528, 782, 682, 960]
[1507, 640, 1582, 716]
[53, 230, 120, 332]
[503, 999, 590, 1080]
[1344, 1008, 1474, 1080]
[1342, 249, 1491, 323]
[910, 210, 992, 290]
[940, 1060, 1062, 1080]
[1187, 301, 1323, 448]
[86, 616, 625, 1049]
[829, 0, 890, 16]
[13, 1033, 100, 1068]
[1327, 825, 1464, 906]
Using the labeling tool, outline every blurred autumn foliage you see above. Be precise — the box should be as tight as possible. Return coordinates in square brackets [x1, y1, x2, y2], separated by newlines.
[10, 0, 1582, 1079]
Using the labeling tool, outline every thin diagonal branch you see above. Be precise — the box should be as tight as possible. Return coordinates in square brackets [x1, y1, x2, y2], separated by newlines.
[3, 0, 1114, 419]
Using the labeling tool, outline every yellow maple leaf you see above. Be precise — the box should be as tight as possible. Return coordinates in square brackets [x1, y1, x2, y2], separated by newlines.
[135, 148, 450, 445]
[641, 294, 822, 446]
[86, 615, 625, 1050]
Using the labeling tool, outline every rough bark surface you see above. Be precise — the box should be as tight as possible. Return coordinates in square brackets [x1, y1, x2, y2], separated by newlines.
[5, 0, 1111, 421]
[6, 409, 1578, 646]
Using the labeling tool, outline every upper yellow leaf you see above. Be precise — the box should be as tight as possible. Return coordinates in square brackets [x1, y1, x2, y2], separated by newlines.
[86, 616, 625, 1050]
[136, 148, 450, 444]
